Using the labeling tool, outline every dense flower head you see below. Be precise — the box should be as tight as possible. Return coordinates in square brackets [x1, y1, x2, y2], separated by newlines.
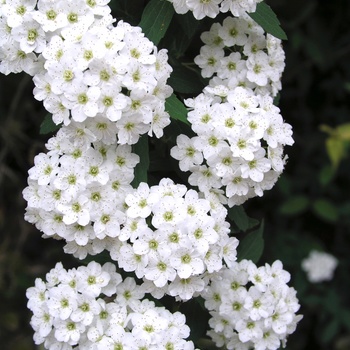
[167, 0, 264, 20]
[111, 178, 238, 300]
[171, 87, 293, 207]
[26, 262, 196, 349]
[0, 0, 173, 145]
[301, 250, 338, 283]
[203, 260, 303, 350]
[23, 120, 139, 259]
[195, 14, 285, 97]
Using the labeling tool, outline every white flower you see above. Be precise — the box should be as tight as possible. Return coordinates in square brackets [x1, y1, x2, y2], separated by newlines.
[194, 45, 224, 78]
[186, 0, 222, 20]
[32, 1, 68, 32]
[11, 17, 46, 53]
[219, 16, 248, 47]
[301, 250, 338, 283]
[26, 278, 48, 313]
[46, 284, 78, 320]
[125, 182, 154, 219]
[168, 275, 206, 301]
[171, 247, 205, 279]
[170, 135, 203, 172]
[29, 304, 53, 339]
[77, 261, 111, 297]
[2, 0, 36, 28]
[63, 82, 101, 122]
[240, 148, 271, 183]
[54, 318, 86, 344]
[144, 250, 177, 287]
[57, 194, 91, 226]
[151, 196, 187, 228]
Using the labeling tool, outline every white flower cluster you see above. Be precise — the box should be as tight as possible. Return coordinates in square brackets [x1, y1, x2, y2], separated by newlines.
[114, 178, 239, 301]
[1, 0, 173, 144]
[195, 15, 285, 97]
[301, 250, 338, 283]
[167, 0, 263, 20]
[202, 260, 303, 350]
[23, 122, 238, 300]
[171, 89, 293, 207]
[23, 121, 139, 259]
[26, 261, 196, 350]
[171, 15, 292, 207]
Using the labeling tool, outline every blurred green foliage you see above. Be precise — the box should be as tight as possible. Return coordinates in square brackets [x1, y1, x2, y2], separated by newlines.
[1, 0, 350, 349]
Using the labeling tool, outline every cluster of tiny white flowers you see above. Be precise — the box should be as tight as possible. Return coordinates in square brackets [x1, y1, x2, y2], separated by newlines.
[112, 178, 239, 301]
[171, 14, 292, 207]
[167, 0, 263, 20]
[23, 120, 139, 259]
[26, 261, 196, 350]
[1, 0, 173, 144]
[23, 123, 239, 300]
[194, 14, 285, 97]
[171, 88, 294, 207]
[301, 250, 338, 283]
[2, 1, 302, 349]
[202, 260, 303, 350]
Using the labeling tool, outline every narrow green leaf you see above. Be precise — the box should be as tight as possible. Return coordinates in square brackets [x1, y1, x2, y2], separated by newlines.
[237, 221, 264, 264]
[280, 195, 310, 216]
[131, 134, 149, 188]
[138, 0, 174, 45]
[165, 94, 189, 125]
[40, 114, 61, 134]
[312, 199, 339, 223]
[248, 2, 288, 40]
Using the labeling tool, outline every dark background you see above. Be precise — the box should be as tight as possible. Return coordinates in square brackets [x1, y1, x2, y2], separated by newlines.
[1, 0, 350, 349]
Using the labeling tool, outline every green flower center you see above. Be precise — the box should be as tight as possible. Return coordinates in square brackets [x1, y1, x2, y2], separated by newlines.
[84, 50, 93, 61]
[89, 166, 99, 176]
[181, 254, 191, 264]
[91, 192, 101, 202]
[101, 214, 110, 224]
[16, 5, 26, 16]
[46, 9, 57, 20]
[63, 70, 74, 82]
[67, 12, 78, 23]
[149, 239, 158, 250]
[163, 211, 174, 222]
[169, 232, 179, 243]
[103, 96, 113, 107]
[100, 69, 110, 81]
[78, 93, 88, 104]
[27, 29, 38, 42]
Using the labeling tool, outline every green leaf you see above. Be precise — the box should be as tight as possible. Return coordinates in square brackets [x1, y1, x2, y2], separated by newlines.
[138, 0, 174, 45]
[312, 199, 339, 223]
[168, 64, 205, 94]
[165, 94, 189, 125]
[248, 2, 288, 40]
[39, 114, 61, 134]
[228, 206, 258, 232]
[319, 165, 335, 186]
[131, 134, 149, 188]
[320, 318, 339, 344]
[279, 195, 310, 215]
[326, 137, 345, 169]
[336, 123, 350, 141]
[237, 221, 264, 263]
